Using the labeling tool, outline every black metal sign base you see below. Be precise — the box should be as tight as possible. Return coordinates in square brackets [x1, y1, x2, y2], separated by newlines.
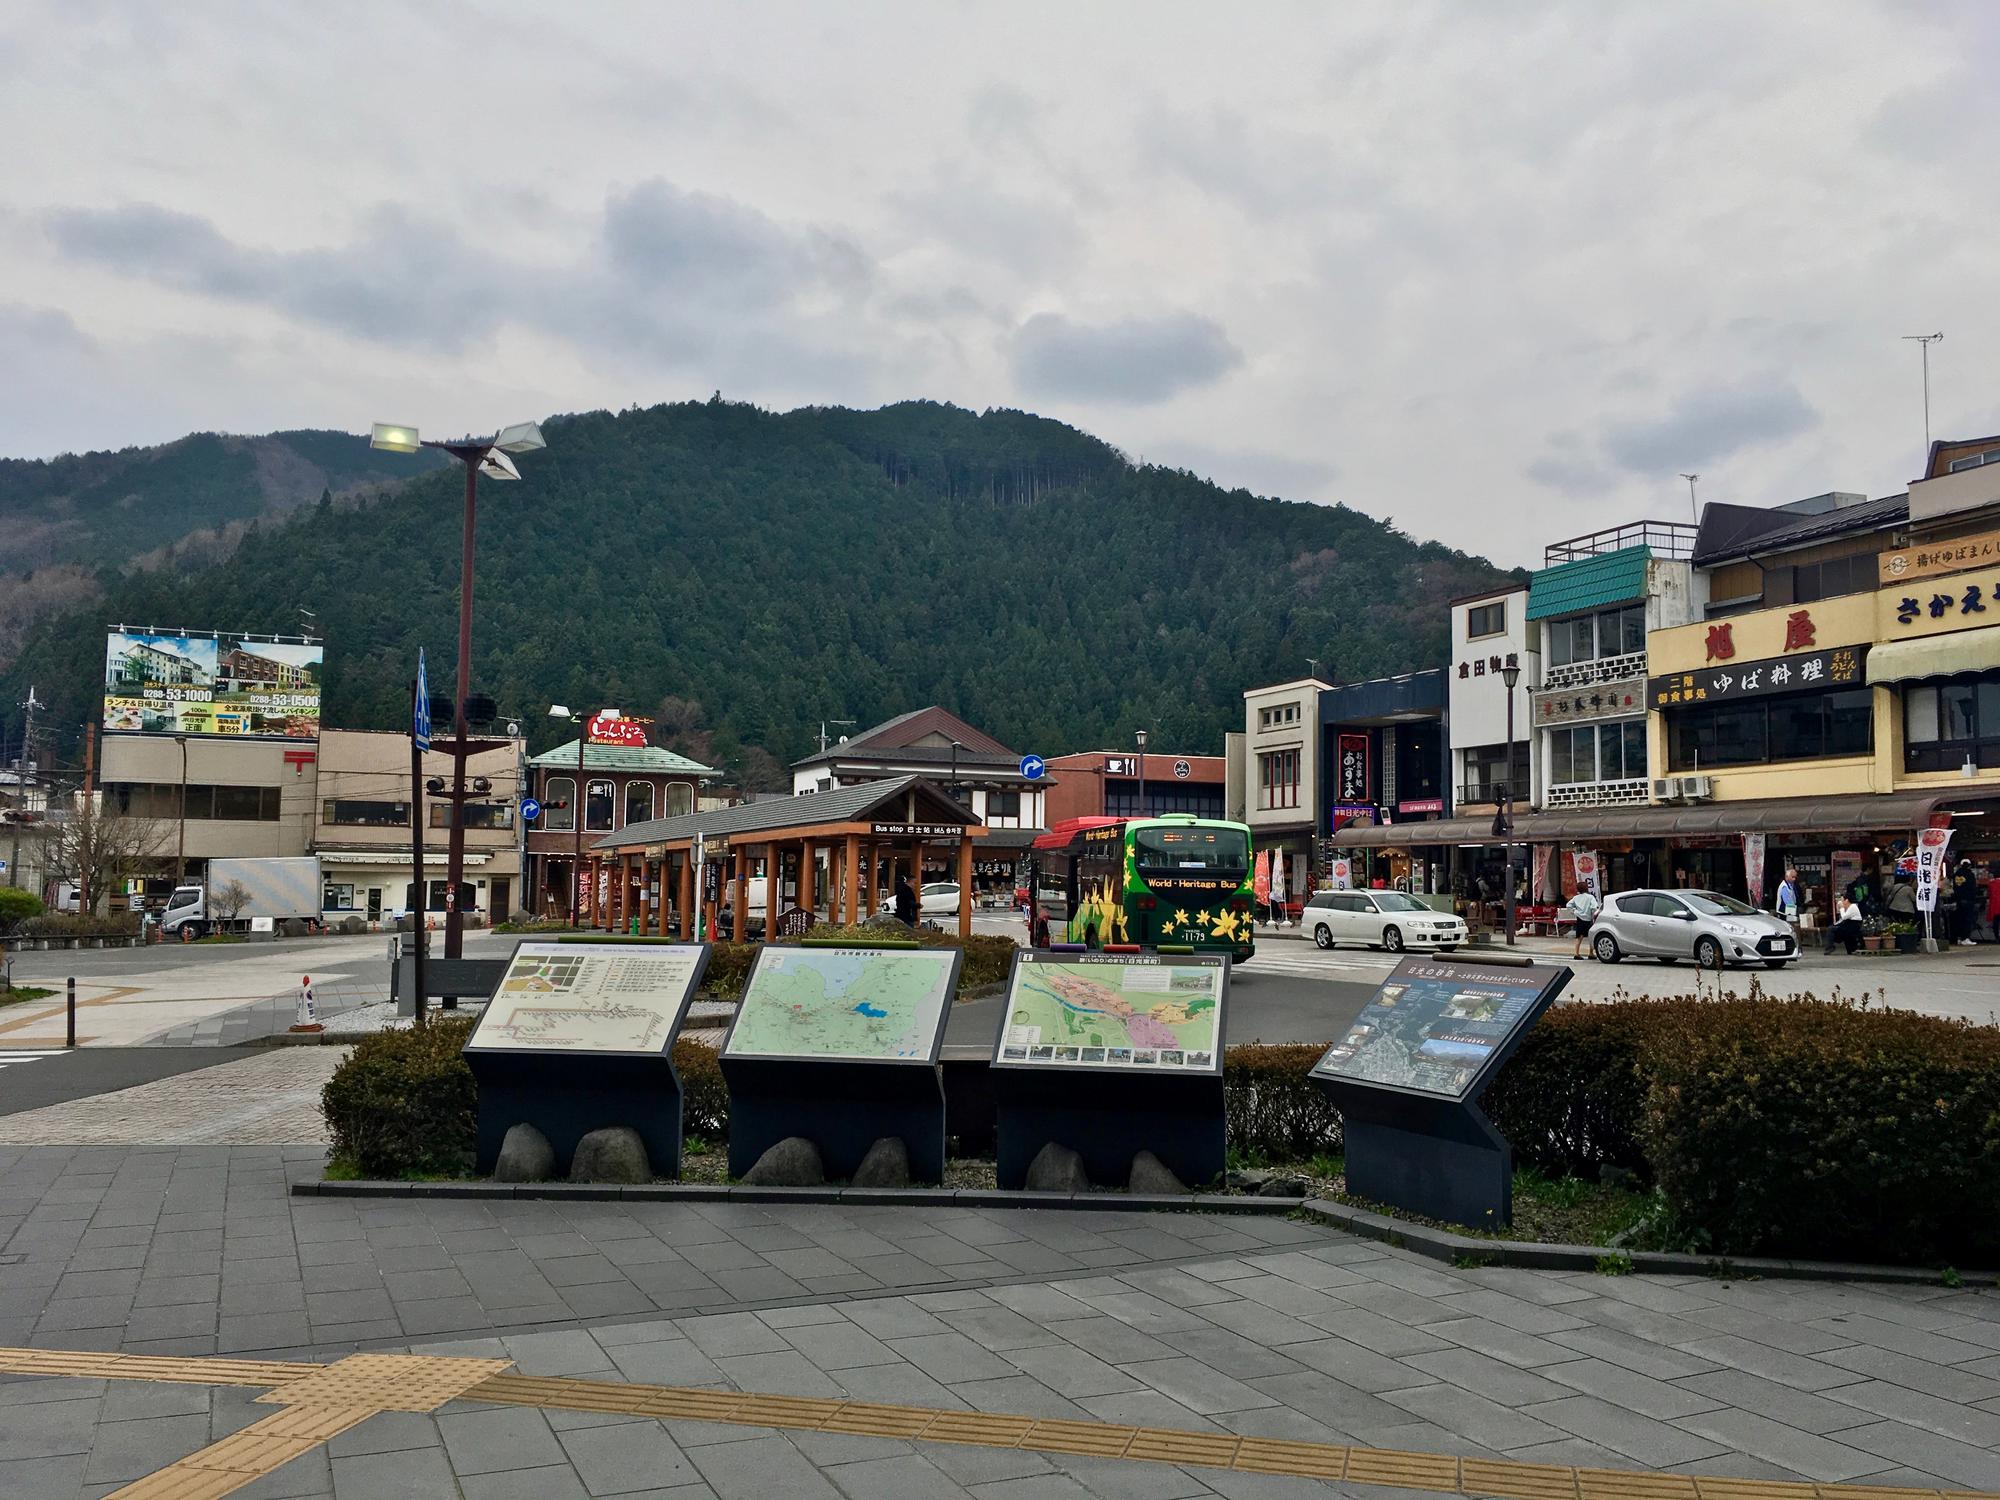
[1315, 1080, 1511, 1228]
[721, 1058, 947, 1183]
[994, 1069, 1225, 1191]
[467, 1051, 683, 1181]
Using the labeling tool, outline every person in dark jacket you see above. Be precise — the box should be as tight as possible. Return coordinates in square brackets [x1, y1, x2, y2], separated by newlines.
[893, 875, 919, 926]
[1953, 861, 1983, 946]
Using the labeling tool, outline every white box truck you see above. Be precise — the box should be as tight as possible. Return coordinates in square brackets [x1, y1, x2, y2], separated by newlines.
[161, 856, 323, 939]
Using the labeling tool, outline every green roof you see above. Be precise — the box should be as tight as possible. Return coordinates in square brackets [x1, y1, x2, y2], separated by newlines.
[1526, 545, 1651, 621]
[528, 739, 717, 776]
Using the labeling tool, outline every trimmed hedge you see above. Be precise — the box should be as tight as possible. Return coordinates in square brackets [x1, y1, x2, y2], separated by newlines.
[0, 888, 44, 930]
[673, 1039, 730, 1138]
[1481, 1003, 1668, 1175]
[19, 911, 142, 938]
[321, 1018, 479, 1178]
[1224, 1044, 1341, 1159]
[1640, 999, 2000, 1263]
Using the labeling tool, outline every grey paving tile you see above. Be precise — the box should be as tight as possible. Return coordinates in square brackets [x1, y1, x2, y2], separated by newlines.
[1245, 1368, 1410, 1434]
[1075, 1387, 1223, 1433]
[1517, 1393, 1727, 1467]
[82, 1413, 213, 1485]
[1382, 1381, 1564, 1452]
[1669, 1366, 1877, 1434]
[1402, 1347, 1575, 1407]
[1154, 1326, 1305, 1382]
[1118, 1356, 1279, 1415]
[1806, 1312, 1999, 1365]
[459, 1464, 591, 1500]
[1296, 1305, 1451, 1358]
[328, 1412, 443, 1459]
[329, 1445, 458, 1499]
[714, 1350, 846, 1397]
[937, 1302, 1066, 1350]
[1543, 1324, 1723, 1380]
[605, 1337, 727, 1387]
[1278, 1337, 1435, 1395]
[885, 1330, 1021, 1384]
[964, 1475, 1099, 1500]
[438, 1405, 567, 1476]
[1042, 1317, 1179, 1365]
[775, 1320, 903, 1371]
[1675, 1335, 1868, 1393]
[1822, 1376, 2000, 1446]
[686, 1431, 839, 1499]
[678, 1312, 791, 1358]
[1818, 1341, 2000, 1403]
[823, 1452, 975, 1500]
[1831, 1417, 2000, 1489]
[948, 1375, 1093, 1420]
[1670, 1408, 1884, 1483]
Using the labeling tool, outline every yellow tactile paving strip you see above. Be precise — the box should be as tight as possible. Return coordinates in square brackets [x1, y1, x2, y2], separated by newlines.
[1, 1346, 1993, 1500]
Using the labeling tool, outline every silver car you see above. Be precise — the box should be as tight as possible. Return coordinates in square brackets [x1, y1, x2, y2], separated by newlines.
[1589, 888, 1798, 969]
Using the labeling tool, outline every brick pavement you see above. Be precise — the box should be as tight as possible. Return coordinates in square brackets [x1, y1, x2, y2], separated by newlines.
[3, 1146, 1999, 1496]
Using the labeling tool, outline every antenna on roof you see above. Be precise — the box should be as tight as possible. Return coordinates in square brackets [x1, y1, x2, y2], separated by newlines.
[1678, 473, 1699, 525]
[1901, 332, 1943, 451]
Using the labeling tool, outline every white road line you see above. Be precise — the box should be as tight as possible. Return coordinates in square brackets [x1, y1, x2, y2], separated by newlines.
[0, 1051, 71, 1068]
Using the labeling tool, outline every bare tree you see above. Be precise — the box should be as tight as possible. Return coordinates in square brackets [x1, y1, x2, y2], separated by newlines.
[48, 792, 174, 916]
[208, 879, 254, 924]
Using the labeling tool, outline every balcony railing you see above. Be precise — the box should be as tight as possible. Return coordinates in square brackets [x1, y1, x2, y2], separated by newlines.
[1544, 778, 1649, 809]
[1543, 520, 1697, 565]
[1456, 782, 1525, 807]
[1541, 651, 1647, 691]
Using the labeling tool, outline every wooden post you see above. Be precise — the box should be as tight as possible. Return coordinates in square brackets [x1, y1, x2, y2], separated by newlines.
[861, 842, 876, 920]
[678, 852, 694, 939]
[703, 856, 719, 943]
[957, 837, 974, 941]
[843, 834, 862, 930]
[800, 839, 817, 915]
[732, 846, 750, 943]
[767, 842, 782, 921]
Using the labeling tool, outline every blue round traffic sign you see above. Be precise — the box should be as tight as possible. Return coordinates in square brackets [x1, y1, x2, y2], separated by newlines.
[1019, 754, 1045, 781]
[520, 797, 543, 823]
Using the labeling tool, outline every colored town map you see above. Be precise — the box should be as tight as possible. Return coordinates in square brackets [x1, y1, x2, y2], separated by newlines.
[1311, 958, 1553, 1098]
[469, 942, 703, 1054]
[724, 946, 956, 1062]
[1000, 956, 1222, 1071]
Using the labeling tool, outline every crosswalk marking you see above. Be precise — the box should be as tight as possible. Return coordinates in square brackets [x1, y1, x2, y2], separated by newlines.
[1236, 947, 1399, 978]
[0, 1050, 70, 1070]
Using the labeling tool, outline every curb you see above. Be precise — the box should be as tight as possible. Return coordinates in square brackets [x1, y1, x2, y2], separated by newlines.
[1294, 1198, 1998, 1287]
[292, 1180, 1308, 1214]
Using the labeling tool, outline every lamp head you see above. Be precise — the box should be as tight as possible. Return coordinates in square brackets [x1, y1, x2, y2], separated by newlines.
[1501, 664, 1521, 690]
[476, 449, 522, 482]
[548, 704, 573, 720]
[370, 422, 421, 454]
[493, 421, 547, 454]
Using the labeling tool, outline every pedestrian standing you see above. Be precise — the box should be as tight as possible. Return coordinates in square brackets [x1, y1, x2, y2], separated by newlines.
[1775, 868, 1800, 923]
[1885, 876, 1917, 922]
[1823, 891, 1863, 956]
[893, 874, 918, 926]
[1952, 861, 1981, 946]
[1984, 862, 2000, 943]
[1564, 886, 1600, 959]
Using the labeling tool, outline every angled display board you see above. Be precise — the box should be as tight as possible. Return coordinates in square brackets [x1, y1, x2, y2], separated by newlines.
[721, 943, 962, 1183]
[463, 939, 712, 1182]
[1309, 958, 1553, 1100]
[722, 945, 956, 1064]
[992, 950, 1231, 1190]
[997, 951, 1225, 1072]
[1309, 955, 1570, 1228]
[468, 941, 707, 1056]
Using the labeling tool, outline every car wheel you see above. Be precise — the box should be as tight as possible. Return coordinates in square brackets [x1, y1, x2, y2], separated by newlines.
[1383, 926, 1405, 953]
[1312, 923, 1334, 950]
[1592, 930, 1621, 963]
[1695, 936, 1724, 969]
[1763, 958, 1791, 970]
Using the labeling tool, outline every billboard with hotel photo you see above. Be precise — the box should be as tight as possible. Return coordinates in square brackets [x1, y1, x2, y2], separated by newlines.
[102, 629, 323, 739]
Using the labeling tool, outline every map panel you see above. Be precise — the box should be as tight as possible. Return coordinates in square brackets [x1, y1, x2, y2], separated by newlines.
[724, 946, 956, 1063]
[468, 942, 704, 1054]
[998, 953, 1225, 1072]
[1310, 957, 1557, 1099]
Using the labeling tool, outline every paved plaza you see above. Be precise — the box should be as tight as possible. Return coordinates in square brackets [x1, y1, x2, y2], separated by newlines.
[4, 1143, 2000, 1498]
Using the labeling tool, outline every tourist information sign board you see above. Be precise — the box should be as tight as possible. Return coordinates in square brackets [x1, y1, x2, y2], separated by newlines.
[723, 945, 957, 1065]
[996, 951, 1226, 1074]
[467, 941, 708, 1057]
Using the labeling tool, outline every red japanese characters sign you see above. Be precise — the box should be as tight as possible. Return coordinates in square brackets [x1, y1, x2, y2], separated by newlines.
[586, 711, 649, 747]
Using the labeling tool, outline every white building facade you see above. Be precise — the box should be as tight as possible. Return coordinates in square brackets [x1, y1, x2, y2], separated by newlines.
[1446, 585, 1538, 816]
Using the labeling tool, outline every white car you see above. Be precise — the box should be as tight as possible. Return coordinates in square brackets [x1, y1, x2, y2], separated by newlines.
[878, 881, 961, 917]
[1304, 890, 1467, 953]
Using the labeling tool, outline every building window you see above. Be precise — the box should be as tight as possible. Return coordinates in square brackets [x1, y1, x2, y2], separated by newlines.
[625, 780, 655, 827]
[322, 882, 355, 911]
[322, 798, 409, 827]
[104, 783, 281, 821]
[1257, 704, 1300, 730]
[1258, 749, 1299, 809]
[1549, 721, 1646, 783]
[1108, 785, 1224, 818]
[1460, 743, 1528, 801]
[1669, 688, 1872, 771]
[1789, 553, 1878, 605]
[585, 779, 616, 831]
[542, 776, 575, 830]
[1904, 672, 2000, 772]
[987, 789, 1021, 819]
[428, 802, 514, 829]
[664, 781, 694, 818]
[1466, 602, 1506, 638]
[1547, 604, 1644, 666]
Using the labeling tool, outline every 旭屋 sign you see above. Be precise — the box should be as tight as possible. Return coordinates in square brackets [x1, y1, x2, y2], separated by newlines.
[1648, 646, 1866, 709]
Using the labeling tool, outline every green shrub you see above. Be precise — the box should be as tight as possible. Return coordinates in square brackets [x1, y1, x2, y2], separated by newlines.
[1482, 1002, 1682, 1176]
[19, 911, 142, 938]
[699, 942, 759, 1000]
[1223, 1044, 1341, 1159]
[1639, 999, 2000, 1263]
[321, 1018, 478, 1178]
[0, 888, 45, 930]
[673, 1039, 730, 1138]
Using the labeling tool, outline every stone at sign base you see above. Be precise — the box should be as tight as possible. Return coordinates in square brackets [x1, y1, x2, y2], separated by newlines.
[1127, 1150, 1187, 1195]
[568, 1126, 651, 1185]
[494, 1124, 556, 1183]
[1026, 1141, 1091, 1193]
[851, 1137, 911, 1188]
[742, 1136, 826, 1187]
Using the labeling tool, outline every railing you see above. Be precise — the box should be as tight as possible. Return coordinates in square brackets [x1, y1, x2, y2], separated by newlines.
[1541, 651, 1647, 691]
[1543, 778, 1650, 809]
[1543, 520, 1697, 565]
[1455, 782, 1523, 807]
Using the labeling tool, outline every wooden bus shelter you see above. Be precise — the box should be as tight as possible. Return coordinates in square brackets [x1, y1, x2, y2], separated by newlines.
[581, 775, 988, 941]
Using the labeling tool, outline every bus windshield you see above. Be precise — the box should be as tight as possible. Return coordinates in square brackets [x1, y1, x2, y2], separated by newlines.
[1133, 826, 1248, 873]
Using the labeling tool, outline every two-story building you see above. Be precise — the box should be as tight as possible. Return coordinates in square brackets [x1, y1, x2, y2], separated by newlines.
[314, 727, 524, 923]
[1448, 584, 1538, 815]
[1240, 677, 1327, 894]
[98, 734, 319, 884]
[1041, 749, 1226, 824]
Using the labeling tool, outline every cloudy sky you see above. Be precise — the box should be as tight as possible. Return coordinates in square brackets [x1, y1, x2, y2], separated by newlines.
[3, 1, 1995, 564]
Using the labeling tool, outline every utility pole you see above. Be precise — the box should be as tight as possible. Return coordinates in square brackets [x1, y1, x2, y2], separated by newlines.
[1679, 474, 1699, 525]
[1902, 332, 1944, 451]
[9, 687, 44, 891]
[818, 719, 855, 754]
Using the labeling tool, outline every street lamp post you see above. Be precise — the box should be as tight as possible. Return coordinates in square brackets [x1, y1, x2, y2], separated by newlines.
[949, 739, 964, 801]
[371, 421, 546, 958]
[1500, 662, 1521, 946]
[1135, 729, 1148, 817]
[174, 734, 189, 888]
[548, 705, 582, 924]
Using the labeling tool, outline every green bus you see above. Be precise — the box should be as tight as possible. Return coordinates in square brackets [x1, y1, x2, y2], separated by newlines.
[1027, 814, 1256, 959]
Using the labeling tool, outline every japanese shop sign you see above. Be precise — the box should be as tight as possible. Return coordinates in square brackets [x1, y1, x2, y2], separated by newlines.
[1879, 529, 2000, 586]
[1454, 651, 1520, 680]
[1337, 733, 1369, 803]
[1648, 645, 1867, 709]
[1531, 683, 1643, 723]
[1885, 579, 1996, 634]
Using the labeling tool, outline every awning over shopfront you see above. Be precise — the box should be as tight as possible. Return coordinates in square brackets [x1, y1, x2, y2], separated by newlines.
[1327, 789, 1954, 847]
[1865, 632, 1998, 685]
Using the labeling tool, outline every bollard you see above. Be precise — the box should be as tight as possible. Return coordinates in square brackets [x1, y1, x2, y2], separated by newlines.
[66, 977, 76, 1048]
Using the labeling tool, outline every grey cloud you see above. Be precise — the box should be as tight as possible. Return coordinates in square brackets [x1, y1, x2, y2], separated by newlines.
[1011, 311, 1241, 404]
[1149, 440, 1339, 501]
[885, 167, 1081, 278]
[1603, 379, 1820, 474]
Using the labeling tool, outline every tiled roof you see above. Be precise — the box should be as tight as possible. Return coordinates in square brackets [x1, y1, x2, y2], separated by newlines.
[1691, 494, 1908, 567]
[595, 774, 976, 850]
[796, 706, 1015, 766]
[1526, 546, 1651, 621]
[528, 740, 716, 775]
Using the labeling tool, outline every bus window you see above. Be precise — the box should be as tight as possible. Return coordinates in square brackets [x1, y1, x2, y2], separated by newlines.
[1133, 826, 1248, 874]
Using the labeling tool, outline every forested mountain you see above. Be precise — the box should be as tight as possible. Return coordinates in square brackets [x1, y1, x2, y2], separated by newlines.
[0, 399, 1517, 785]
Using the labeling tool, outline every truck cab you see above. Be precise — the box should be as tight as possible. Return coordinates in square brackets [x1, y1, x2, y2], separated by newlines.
[160, 885, 207, 938]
